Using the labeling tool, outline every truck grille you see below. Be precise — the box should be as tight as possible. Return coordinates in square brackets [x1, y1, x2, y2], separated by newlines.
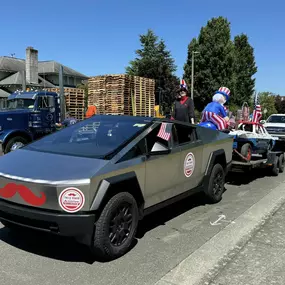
[265, 127, 285, 133]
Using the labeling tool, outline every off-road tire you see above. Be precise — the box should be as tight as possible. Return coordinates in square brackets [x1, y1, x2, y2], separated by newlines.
[278, 153, 285, 173]
[240, 143, 252, 161]
[278, 154, 285, 173]
[4, 136, 28, 154]
[270, 156, 279, 176]
[205, 163, 225, 204]
[92, 192, 139, 261]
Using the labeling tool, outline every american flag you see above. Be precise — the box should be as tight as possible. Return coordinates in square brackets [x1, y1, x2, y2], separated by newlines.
[252, 105, 262, 123]
[157, 123, 172, 141]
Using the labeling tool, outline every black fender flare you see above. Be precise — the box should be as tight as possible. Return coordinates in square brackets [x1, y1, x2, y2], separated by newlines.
[205, 149, 227, 176]
[203, 149, 228, 191]
[90, 171, 145, 217]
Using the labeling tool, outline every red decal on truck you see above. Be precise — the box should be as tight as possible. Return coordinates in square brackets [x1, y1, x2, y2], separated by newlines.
[0, 183, 46, 206]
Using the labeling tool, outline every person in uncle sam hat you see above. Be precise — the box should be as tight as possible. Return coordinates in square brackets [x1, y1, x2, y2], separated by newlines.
[200, 87, 230, 130]
[171, 79, 195, 124]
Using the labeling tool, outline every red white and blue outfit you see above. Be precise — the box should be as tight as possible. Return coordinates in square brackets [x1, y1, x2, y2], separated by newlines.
[201, 87, 230, 130]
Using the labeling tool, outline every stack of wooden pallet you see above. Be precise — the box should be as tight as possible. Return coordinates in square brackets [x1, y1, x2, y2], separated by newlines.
[45, 87, 85, 120]
[88, 74, 155, 117]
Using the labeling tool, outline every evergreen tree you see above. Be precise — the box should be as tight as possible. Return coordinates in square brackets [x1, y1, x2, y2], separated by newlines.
[126, 29, 178, 109]
[184, 17, 234, 111]
[231, 34, 257, 105]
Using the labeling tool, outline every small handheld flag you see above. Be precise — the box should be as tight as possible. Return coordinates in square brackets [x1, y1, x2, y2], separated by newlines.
[157, 123, 172, 141]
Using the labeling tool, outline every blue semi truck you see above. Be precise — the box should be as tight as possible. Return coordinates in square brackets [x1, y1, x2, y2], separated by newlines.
[0, 90, 65, 154]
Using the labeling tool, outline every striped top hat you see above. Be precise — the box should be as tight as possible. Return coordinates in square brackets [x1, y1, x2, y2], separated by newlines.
[180, 79, 188, 90]
[215, 87, 230, 102]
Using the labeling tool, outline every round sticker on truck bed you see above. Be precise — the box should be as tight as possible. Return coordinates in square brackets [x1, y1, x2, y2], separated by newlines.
[184, 152, 195, 177]
[59, 188, 85, 213]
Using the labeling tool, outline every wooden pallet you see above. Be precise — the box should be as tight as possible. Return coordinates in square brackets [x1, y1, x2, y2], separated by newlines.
[88, 74, 155, 116]
[44, 87, 85, 120]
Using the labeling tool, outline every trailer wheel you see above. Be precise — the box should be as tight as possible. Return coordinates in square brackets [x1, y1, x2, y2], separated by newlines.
[270, 156, 279, 176]
[240, 143, 252, 161]
[278, 154, 285, 173]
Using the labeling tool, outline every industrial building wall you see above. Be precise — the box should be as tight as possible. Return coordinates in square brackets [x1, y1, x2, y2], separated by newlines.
[42, 74, 82, 87]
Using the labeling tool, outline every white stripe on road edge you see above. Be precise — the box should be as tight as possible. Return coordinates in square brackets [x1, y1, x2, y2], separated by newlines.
[155, 181, 285, 285]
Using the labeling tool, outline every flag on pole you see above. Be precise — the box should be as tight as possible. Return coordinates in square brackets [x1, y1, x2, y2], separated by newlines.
[252, 105, 262, 123]
[157, 123, 172, 141]
[253, 91, 259, 109]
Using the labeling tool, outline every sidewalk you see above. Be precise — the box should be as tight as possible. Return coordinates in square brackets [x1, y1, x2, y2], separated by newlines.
[209, 203, 285, 285]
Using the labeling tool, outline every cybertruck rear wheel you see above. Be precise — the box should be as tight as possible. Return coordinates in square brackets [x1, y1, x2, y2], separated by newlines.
[92, 192, 139, 261]
[205, 163, 225, 204]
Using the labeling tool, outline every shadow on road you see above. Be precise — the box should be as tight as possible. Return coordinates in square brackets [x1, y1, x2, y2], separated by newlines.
[136, 192, 208, 239]
[0, 191, 211, 263]
[0, 226, 97, 264]
[226, 169, 268, 186]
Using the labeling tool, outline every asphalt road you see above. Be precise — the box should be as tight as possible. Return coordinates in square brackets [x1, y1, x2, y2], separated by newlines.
[1, 169, 285, 285]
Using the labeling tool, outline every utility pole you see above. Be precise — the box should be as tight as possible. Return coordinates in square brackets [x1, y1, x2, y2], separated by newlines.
[21, 70, 26, 91]
[59, 65, 65, 121]
[191, 51, 200, 101]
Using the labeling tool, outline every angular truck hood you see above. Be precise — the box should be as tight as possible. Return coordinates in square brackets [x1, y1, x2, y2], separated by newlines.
[0, 149, 109, 184]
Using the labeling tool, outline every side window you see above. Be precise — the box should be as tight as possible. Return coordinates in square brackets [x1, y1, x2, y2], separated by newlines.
[38, 96, 55, 109]
[174, 124, 198, 145]
[118, 138, 147, 163]
[118, 124, 171, 162]
[145, 125, 170, 152]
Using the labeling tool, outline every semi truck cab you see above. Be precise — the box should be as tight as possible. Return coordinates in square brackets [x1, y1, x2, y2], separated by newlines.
[0, 91, 61, 154]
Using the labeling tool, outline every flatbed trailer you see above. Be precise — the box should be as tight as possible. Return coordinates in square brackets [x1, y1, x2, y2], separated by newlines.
[231, 150, 285, 176]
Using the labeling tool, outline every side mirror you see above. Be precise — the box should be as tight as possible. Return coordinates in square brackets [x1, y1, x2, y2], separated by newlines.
[148, 142, 170, 156]
[260, 120, 266, 124]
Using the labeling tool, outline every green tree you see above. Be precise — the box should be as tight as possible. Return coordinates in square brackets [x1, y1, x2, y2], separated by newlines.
[126, 29, 178, 110]
[184, 17, 234, 111]
[258, 92, 277, 118]
[231, 34, 257, 105]
[274, 95, 285, 113]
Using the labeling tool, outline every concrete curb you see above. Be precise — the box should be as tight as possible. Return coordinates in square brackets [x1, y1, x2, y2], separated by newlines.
[154, 182, 285, 285]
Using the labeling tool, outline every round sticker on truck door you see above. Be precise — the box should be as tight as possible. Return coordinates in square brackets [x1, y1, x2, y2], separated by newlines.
[184, 152, 195, 177]
[59, 188, 85, 213]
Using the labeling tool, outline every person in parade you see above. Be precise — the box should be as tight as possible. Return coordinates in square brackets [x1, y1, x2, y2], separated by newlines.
[86, 103, 97, 118]
[200, 87, 230, 130]
[56, 111, 78, 129]
[171, 79, 195, 124]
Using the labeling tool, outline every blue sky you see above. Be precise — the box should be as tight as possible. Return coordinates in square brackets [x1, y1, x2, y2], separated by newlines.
[1, 0, 284, 95]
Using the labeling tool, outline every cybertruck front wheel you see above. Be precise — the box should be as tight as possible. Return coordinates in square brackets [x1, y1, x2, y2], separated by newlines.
[92, 192, 139, 261]
[205, 163, 225, 204]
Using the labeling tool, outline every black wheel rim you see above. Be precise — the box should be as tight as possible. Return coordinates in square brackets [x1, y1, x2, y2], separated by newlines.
[213, 170, 224, 197]
[109, 203, 133, 247]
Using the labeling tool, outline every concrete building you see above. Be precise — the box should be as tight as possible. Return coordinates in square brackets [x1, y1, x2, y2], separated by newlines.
[0, 47, 88, 107]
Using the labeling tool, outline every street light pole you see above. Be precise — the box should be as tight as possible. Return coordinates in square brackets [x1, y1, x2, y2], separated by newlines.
[191, 51, 199, 101]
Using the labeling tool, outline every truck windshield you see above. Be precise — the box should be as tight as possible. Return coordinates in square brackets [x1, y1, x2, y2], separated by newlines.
[24, 115, 152, 159]
[267, 116, 285, 123]
[7, 99, 35, 109]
